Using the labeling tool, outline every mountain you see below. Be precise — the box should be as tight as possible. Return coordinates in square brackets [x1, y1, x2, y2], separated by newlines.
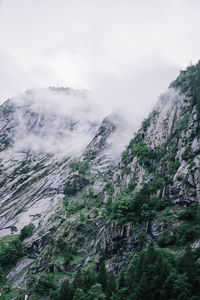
[0, 63, 200, 299]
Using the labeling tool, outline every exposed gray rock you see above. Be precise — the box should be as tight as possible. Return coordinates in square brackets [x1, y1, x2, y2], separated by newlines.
[7, 258, 34, 282]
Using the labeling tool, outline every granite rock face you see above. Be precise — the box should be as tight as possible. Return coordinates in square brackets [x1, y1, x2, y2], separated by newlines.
[0, 88, 125, 239]
[112, 89, 200, 205]
[0, 79, 200, 296]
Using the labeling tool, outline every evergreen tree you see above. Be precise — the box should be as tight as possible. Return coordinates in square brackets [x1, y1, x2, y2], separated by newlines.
[111, 287, 129, 300]
[59, 279, 73, 300]
[73, 288, 86, 300]
[178, 245, 196, 281]
[178, 245, 200, 297]
[151, 251, 170, 298]
[134, 251, 146, 281]
[146, 241, 157, 264]
[163, 269, 178, 300]
[97, 262, 107, 292]
[126, 259, 137, 292]
[72, 269, 83, 292]
[87, 283, 106, 300]
[82, 269, 96, 293]
[172, 273, 191, 300]
[106, 271, 116, 298]
[117, 268, 126, 290]
[136, 274, 150, 300]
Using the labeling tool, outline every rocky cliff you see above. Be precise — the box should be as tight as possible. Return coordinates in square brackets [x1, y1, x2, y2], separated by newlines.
[0, 63, 200, 299]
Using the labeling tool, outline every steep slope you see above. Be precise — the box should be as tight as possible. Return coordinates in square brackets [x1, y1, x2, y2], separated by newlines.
[0, 88, 129, 298]
[0, 88, 126, 237]
[0, 62, 200, 299]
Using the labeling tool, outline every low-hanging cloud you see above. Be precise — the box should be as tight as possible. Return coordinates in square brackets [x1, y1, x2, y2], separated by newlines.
[88, 56, 179, 130]
[0, 0, 199, 161]
[0, 87, 137, 163]
[1, 88, 104, 158]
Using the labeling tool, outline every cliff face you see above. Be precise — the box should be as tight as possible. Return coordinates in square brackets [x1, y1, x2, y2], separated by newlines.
[115, 88, 200, 204]
[0, 88, 129, 295]
[0, 64, 200, 299]
[0, 88, 124, 238]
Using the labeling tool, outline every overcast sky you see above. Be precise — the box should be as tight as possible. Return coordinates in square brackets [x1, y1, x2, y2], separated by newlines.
[0, 0, 200, 118]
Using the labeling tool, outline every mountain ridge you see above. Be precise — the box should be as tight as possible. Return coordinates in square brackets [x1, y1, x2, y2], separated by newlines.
[0, 63, 200, 299]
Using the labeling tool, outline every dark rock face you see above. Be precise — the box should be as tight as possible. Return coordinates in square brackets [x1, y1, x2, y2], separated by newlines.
[84, 115, 119, 160]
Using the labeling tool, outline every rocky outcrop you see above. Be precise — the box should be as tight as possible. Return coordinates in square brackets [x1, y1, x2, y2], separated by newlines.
[1, 66, 200, 298]
[112, 88, 200, 204]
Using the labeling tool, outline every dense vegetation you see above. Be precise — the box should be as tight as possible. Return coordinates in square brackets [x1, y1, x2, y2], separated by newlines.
[0, 223, 35, 296]
[0, 236, 23, 285]
[22, 243, 200, 300]
[171, 60, 200, 131]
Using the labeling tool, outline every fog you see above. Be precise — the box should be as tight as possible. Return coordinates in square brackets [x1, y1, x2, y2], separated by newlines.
[3, 88, 101, 157]
[9, 88, 136, 160]
[0, 0, 200, 156]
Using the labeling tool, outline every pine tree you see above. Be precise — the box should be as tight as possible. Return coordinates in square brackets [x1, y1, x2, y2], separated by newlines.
[82, 269, 96, 293]
[72, 269, 83, 292]
[87, 283, 106, 300]
[134, 251, 146, 281]
[73, 288, 86, 300]
[111, 287, 129, 300]
[136, 273, 150, 300]
[106, 272, 116, 298]
[59, 279, 73, 300]
[152, 251, 169, 297]
[172, 273, 191, 300]
[163, 269, 178, 300]
[178, 245, 199, 297]
[178, 245, 196, 281]
[146, 241, 157, 264]
[118, 268, 126, 290]
[97, 262, 107, 292]
[126, 259, 136, 292]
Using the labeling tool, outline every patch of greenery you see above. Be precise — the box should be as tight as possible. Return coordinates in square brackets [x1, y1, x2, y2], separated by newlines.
[69, 160, 90, 175]
[122, 139, 165, 173]
[182, 145, 194, 161]
[55, 237, 77, 267]
[178, 203, 200, 221]
[158, 203, 200, 247]
[171, 60, 200, 132]
[0, 235, 23, 284]
[19, 223, 35, 241]
[104, 184, 158, 224]
[27, 243, 200, 300]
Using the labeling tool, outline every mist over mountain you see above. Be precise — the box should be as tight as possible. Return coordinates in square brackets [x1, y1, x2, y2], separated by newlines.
[0, 62, 200, 300]
[0, 86, 132, 239]
[0, 87, 134, 158]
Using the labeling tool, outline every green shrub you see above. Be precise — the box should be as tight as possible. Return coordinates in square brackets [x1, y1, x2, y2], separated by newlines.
[105, 184, 157, 224]
[182, 146, 194, 161]
[35, 274, 56, 296]
[19, 223, 35, 241]
[158, 233, 177, 247]
[64, 175, 90, 196]
[156, 196, 171, 211]
[0, 236, 23, 267]
[178, 204, 199, 221]
[159, 223, 200, 247]
[70, 161, 89, 175]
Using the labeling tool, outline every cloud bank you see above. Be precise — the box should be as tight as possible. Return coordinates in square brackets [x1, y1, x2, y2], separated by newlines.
[0, 0, 200, 138]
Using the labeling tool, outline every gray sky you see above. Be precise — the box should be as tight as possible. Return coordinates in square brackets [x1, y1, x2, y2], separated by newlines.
[0, 0, 200, 117]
